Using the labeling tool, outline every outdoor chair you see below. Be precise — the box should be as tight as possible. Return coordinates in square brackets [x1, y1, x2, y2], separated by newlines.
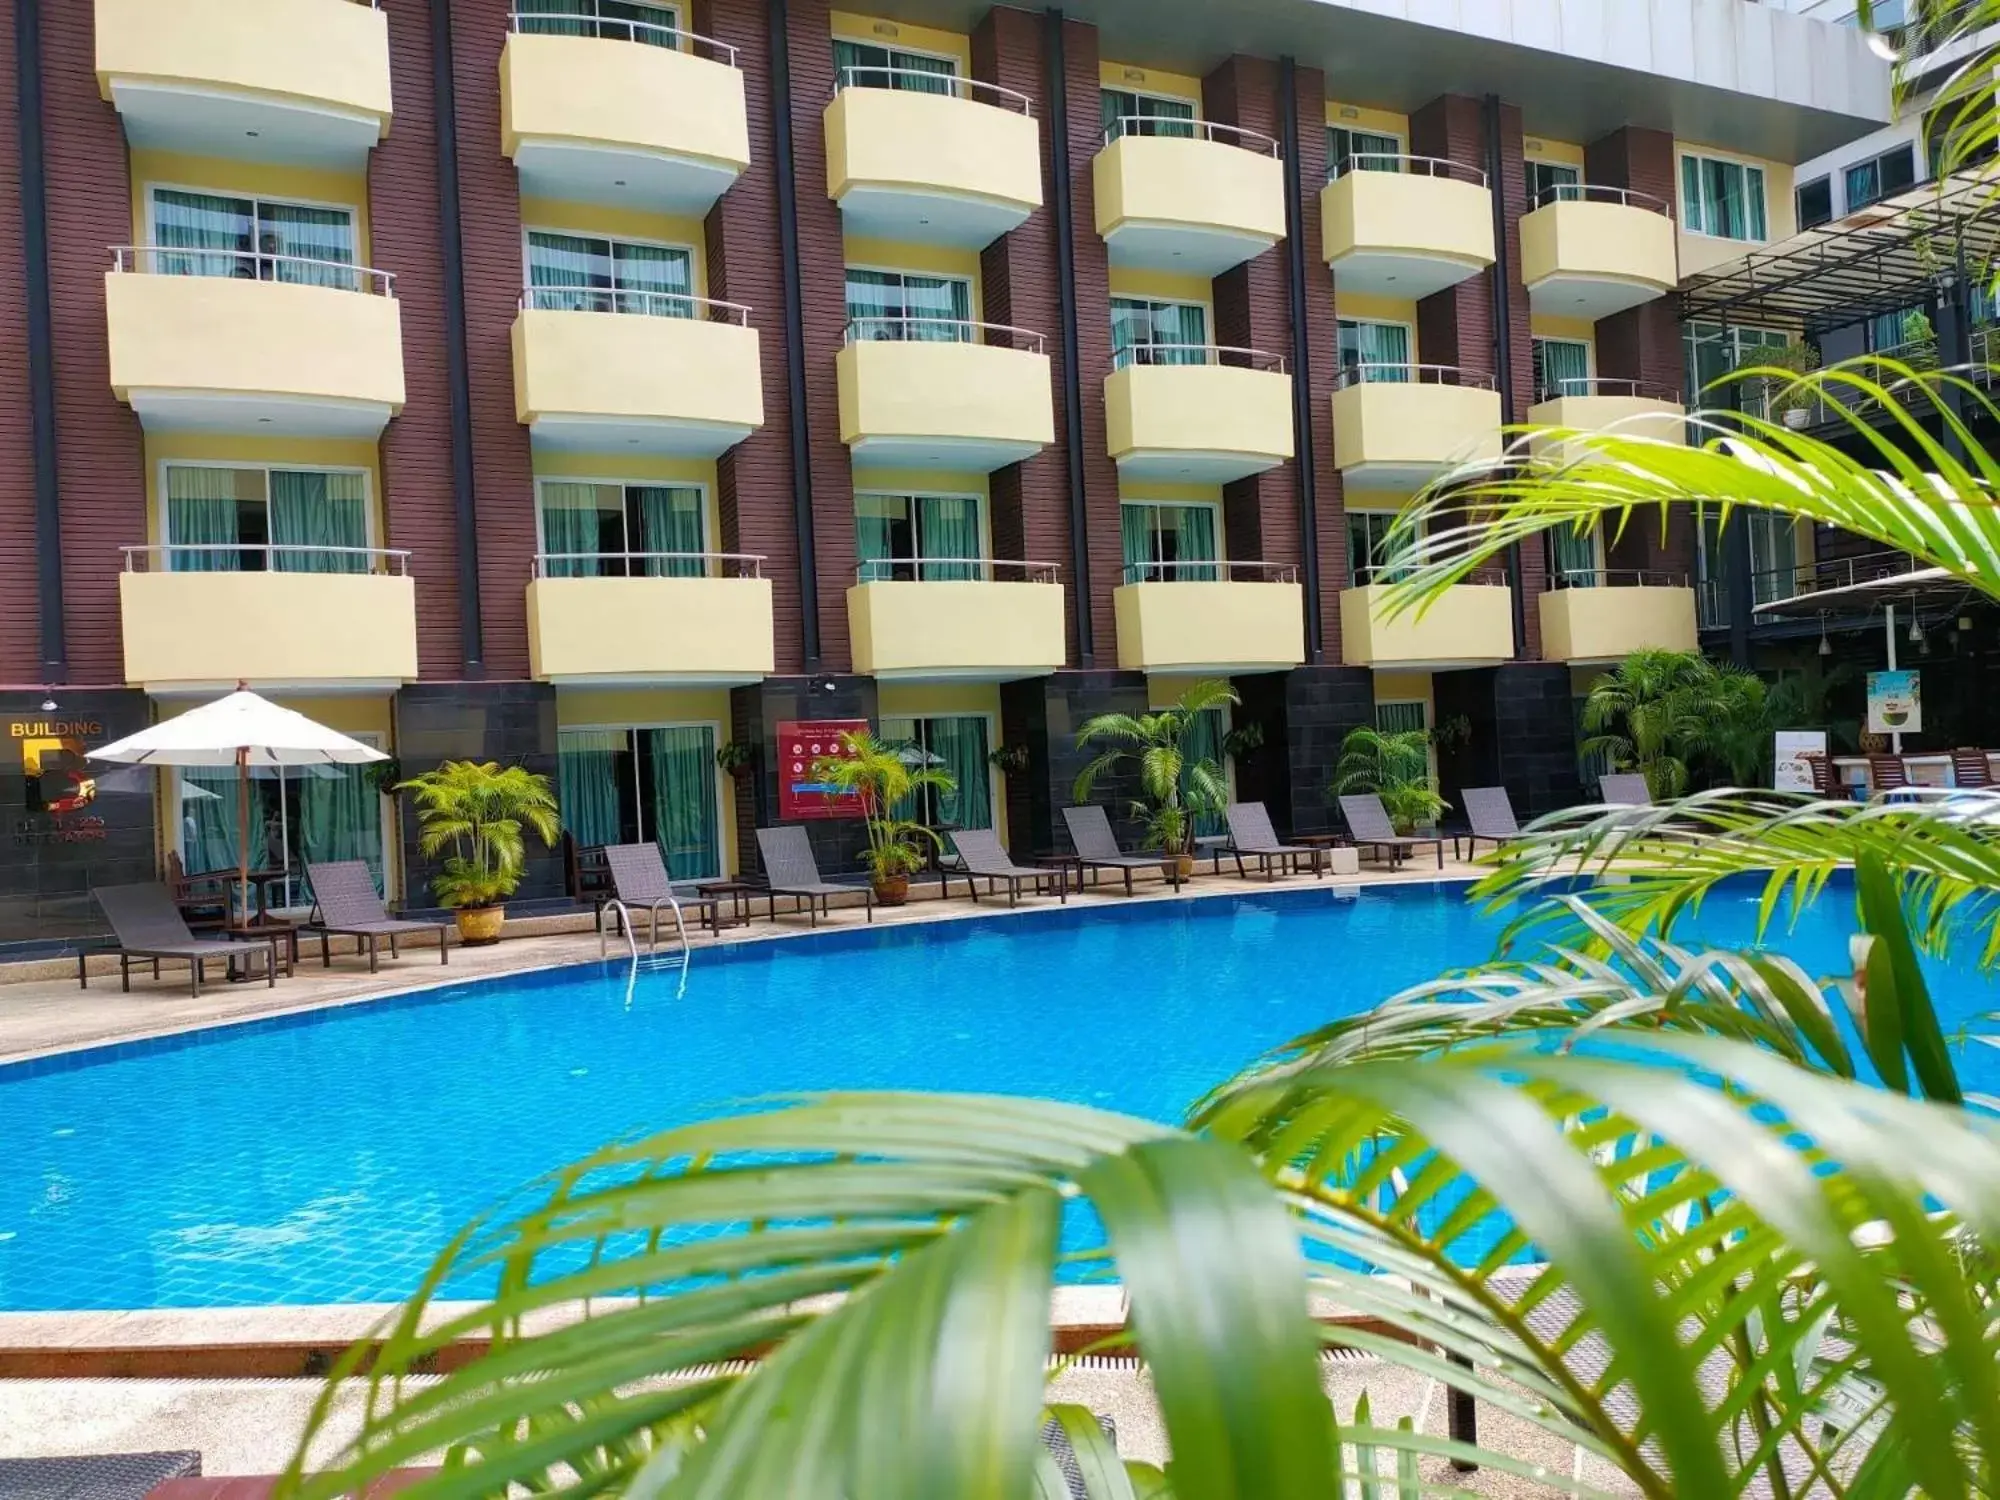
[1597, 773, 1653, 806]
[1225, 802, 1331, 881]
[301, 860, 451, 972]
[1867, 753, 1910, 794]
[1337, 794, 1445, 872]
[0, 1453, 203, 1500]
[948, 828, 1068, 906]
[1460, 786, 1522, 856]
[1061, 805, 1171, 894]
[755, 826, 874, 927]
[601, 843, 721, 952]
[84, 882, 284, 997]
[1802, 751, 1837, 797]
[1955, 748, 1994, 789]
[164, 849, 231, 934]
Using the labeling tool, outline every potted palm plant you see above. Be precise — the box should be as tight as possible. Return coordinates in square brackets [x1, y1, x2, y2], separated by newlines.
[1074, 679, 1237, 880]
[397, 760, 560, 945]
[1754, 340, 1822, 428]
[1330, 724, 1448, 834]
[808, 732, 953, 907]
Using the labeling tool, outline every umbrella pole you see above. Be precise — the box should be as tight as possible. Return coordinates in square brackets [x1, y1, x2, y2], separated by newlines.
[236, 743, 250, 929]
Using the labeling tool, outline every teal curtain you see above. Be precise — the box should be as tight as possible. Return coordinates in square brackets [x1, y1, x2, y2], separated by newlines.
[614, 242, 693, 317]
[1110, 298, 1206, 367]
[646, 726, 718, 879]
[929, 717, 990, 831]
[845, 269, 970, 342]
[518, 0, 590, 36]
[527, 231, 604, 312]
[153, 189, 250, 278]
[1533, 338, 1590, 402]
[834, 39, 954, 94]
[1183, 709, 1226, 837]
[636, 486, 705, 577]
[540, 482, 613, 577]
[917, 495, 980, 580]
[270, 470, 368, 574]
[855, 494, 902, 581]
[1120, 504, 1154, 583]
[1550, 523, 1598, 584]
[166, 467, 243, 573]
[262, 203, 355, 289]
[1101, 89, 1195, 140]
[1376, 701, 1427, 735]
[1685, 156, 1766, 240]
[1339, 320, 1410, 383]
[1327, 127, 1401, 178]
[181, 768, 240, 877]
[300, 766, 382, 895]
[558, 730, 625, 847]
[878, 715, 923, 825]
[1173, 505, 1218, 581]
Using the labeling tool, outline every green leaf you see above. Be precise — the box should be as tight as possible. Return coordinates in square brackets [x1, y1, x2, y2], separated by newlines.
[1854, 848, 1962, 1105]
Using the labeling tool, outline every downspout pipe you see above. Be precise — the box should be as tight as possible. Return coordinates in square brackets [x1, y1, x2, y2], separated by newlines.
[1483, 93, 1528, 659]
[768, 0, 822, 670]
[1278, 57, 1324, 663]
[1045, 6, 1094, 667]
[18, 0, 63, 681]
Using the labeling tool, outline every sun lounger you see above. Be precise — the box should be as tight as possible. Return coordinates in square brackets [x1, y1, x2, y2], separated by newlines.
[301, 860, 451, 972]
[1597, 773, 1653, 806]
[601, 843, 721, 950]
[83, 882, 284, 997]
[948, 828, 1068, 906]
[0, 1452, 202, 1500]
[1337, 794, 1445, 871]
[1061, 805, 1173, 894]
[755, 826, 874, 927]
[1225, 802, 1330, 880]
[1460, 786, 1522, 856]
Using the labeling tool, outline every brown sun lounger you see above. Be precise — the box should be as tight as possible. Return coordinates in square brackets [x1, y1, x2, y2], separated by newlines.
[948, 828, 1068, 906]
[1337, 794, 1444, 871]
[1225, 802, 1329, 880]
[84, 882, 283, 997]
[756, 826, 874, 926]
[302, 860, 450, 972]
[601, 843, 722, 949]
[1461, 786, 1522, 855]
[1061, 805, 1173, 894]
[1597, 773, 1653, 806]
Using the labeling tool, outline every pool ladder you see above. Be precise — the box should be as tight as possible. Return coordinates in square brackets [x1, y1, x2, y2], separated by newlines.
[599, 896, 692, 961]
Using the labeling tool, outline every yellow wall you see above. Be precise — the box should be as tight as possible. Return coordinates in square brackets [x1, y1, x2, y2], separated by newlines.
[122, 571, 418, 689]
[1522, 135, 1585, 166]
[1099, 61, 1205, 107]
[1339, 582, 1513, 668]
[521, 197, 709, 300]
[553, 686, 740, 876]
[144, 433, 385, 547]
[1115, 581, 1305, 673]
[1106, 267, 1212, 306]
[829, 10, 971, 73]
[1531, 314, 1596, 343]
[1674, 141, 1796, 277]
[1335, 292, 1418, 326]
[1326, 101, 1407, 140]
[130, 150, 373, 262]
[843, 235, 984, 322]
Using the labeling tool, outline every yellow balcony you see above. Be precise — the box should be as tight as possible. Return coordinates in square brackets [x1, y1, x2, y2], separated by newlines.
[119, 548, 417, 693]
[1340, 580, 1514, 669]
[836, 327, 1053, 470]
[1114, 573, 1305, 674]
[1539, 578, 1698, 663]
[527, 568, 776, 686]
[500, 23, 749, 214]
[1321, 160, 1495, 299]
[1104, 352, 1293, 483]
[95, 0, 390, 166]
[1527, 386, 1687, 464]
[512, 299, 763, 456]
[848, 570, 1067, 681]
[1092, 126, 1285, 275]
[1330, 369, 1503, 490]
[1520, 188, 1678, 319]
[824, 78, 1041, 248]
[106, 253, 405, 437]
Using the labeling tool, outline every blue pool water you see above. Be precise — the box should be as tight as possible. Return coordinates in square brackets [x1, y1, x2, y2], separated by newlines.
[0, 881, 1993, 1311]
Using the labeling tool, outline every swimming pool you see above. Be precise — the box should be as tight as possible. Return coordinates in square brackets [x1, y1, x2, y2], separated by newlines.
[0, 880, 1992, 1311]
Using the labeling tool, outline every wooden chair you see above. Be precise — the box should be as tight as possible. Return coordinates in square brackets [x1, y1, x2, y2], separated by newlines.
[1953, 748, 1994, 789]
[164, 850, 230, 934]
[1867, 753, 1910, 794]
[1801, 752, 1836, 797]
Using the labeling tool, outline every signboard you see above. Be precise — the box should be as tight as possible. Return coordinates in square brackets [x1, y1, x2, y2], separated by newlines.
[1866, 670, 1922, 735]
[1773, 729, 1828, 793]
[776, 719, 870, 821]
[9, 716, 111, 844]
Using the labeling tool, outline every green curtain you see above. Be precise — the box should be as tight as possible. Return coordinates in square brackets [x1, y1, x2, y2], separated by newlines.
[540, 482, 612, 578]
[645, 726, 718, 879]
[1101, 89, 1194, 140]
[181, 768, 240, 877]
[855, 494, 903, 581]
[1183, 709, 1226, 837]
[929, 717, 990, 831]
[878, 715, 923, 824]
[600, 0, 678, 45]
[166, 467, 243, 573]
[636, 486, 705, 578]
[1110, 298, 1205, 367]
[518, 0, 590, 36]
[1534, 338, 1590, 402]
[528, 231, 607, 312]
[1121, 503, 1154, 583]
[845, 269, 969, 341]
[558, 730, 625, 847]
[1551, 523, 1598, 584]
[300, 765, 382, 895]
[833, 40, 953, 94]
[270, 470, 368, 574]
[153, 188, 250, 278]
[917, 495, 980, 580]
[1172, 504, 1218, 581]
[1376, 701, 1427, 735]
[262, 203, 355, 289]
[1685, 157, 1766, 240]
[614, 242, 693, 317]
[1339, 320, 1410, 383]
[1327, 127, 1401, 178]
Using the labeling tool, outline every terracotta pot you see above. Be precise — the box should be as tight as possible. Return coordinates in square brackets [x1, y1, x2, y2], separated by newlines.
[1164, 854, 1195, 882]
[874, 873, 910, 907]
[455, 904, 506, 945]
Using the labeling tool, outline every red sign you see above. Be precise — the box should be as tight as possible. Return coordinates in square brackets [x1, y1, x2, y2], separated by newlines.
[777, 719, 870, 821]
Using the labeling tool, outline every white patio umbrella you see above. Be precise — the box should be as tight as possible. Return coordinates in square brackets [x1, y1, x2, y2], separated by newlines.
[91, 688, 388, 926]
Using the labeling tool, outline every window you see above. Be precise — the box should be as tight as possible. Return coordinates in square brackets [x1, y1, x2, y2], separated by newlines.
[1531, 337, 1591, 402]
[537, 480, 706, 577]
[1843, 143, 1917, 211]
[149, 187, 357, 288]
[1796, 175, 1834, 229]
[1680, 153, 1769, 241]
[1550, 521, 1600, 584]
[1376, 701, 1428, 736]
[1870, 303, 1932, 354]
[525, 230, 693, 316]
[846, 267, 973, 341]
[181, 733, 386, 909]
[1698, 510, 1800, 610]
[1326, 126, 1401, 179]
[832, 37, 957, 93]
[558, 724, 720, 879]
[856, 493, 983, 581]
[879, 716, 992, 832]
[514, 0, 680, 44]
[1525, 159, 1582, 204]
[1346, 510, 1413, 587]
[1110, 296, 1208, 367]
[1101, 88, 1196, 140]
[163, 465, 370, 575]
[1122, 500, 1218, 583]
[1681, 320, 1788, 397]
[1337, 317, 1411, 383]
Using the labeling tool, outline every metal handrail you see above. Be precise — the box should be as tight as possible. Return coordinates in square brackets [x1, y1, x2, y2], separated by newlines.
[855, 557, 1061, 584]
[1696, 548, 1916, 626]
[844, 316, 1046, 353]
[1351, 564, 1508, 588]
[1532, 376, 1682, 403]
[1549, 567, 1689, 589]
[600, 894, 690, 960]
[521, 286, 752, 324]
[833, 66, 1033, 115]
[1529, 182, 1670, 214]
[1102, 116, 1279, 156]
[534, 551, 767, 578]
[1329, 152, 1485, 185]
[1111, 343, 1287, 374]
[123, 543, 411, 574]
[112, 245, 394, 296]
[508, 10, 738, 65]
[1332, 362, 1496, 392]
[1122, 560, 1300, 584]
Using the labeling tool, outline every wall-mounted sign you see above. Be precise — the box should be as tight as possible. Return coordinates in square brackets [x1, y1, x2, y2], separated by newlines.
[1866, 670, 1922, 735]
[1773, 729, 1828, 793]
[8, 716, 112, 843]
[776, 720, 870, 821]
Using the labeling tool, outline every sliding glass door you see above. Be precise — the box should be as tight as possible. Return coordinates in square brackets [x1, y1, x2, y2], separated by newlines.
[180, 736, 386, 908]
[557, 724, 720, 879]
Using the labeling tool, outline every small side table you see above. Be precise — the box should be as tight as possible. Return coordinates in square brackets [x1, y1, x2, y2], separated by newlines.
[1031, 853, 1085, 895]
[696, 879, 763, 932]
[224, 919, 297, 978]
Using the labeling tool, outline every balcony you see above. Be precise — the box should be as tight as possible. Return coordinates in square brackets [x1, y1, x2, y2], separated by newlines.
[1539, 572, 1698, 663]
[106, 248, 405, 437]
[1339, 573, 1514, 669]
[1321, 157, 1495, 299]
[1526, 380, 1687, 464]
[500, 15, 749, 214]
[1520, 185, 1678, 319]
[95, 0, 391, 166]
[512, 292, 763, 456]
[848, 563, 1067, 682]
[526, 554, 776, 686]
[119, 545, 417, 693]
[823, 74, 1041, 248]
[1103, 346, 1293, 483]
[1330, 366, 1503, 489]
[1092, 120, 1285, 276]
[836, 320, 1053, 470]
[1113, 564, 1305, 674]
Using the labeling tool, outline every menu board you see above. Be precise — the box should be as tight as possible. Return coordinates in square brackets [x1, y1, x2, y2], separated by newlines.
[1866, 670, 1922, 735]
[776, 719, 870, 821]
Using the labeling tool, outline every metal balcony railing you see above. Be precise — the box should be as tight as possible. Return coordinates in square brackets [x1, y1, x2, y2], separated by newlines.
[1122, 559, 1299, 585]
[1349, 564, 1508, 588]
[533, 551, 767, 579]
[1548, 567, 1688, 590]
[1528, 182, 1671, 214]
[1332, 362, 1496, 391]
[1327, 152, 1485, 185]
[124, 543, 411, 575]
[832, 67, 1033, 115]
[1102, 116, 1279, 156]
[1110, 343, 1287, 373]
[1695, 548, 1914, 628]
[844, 316, 1046, 353]
[112, 245, 394, 296]
[1532, 376, 1682, 403]
[508, 9, 738, 65]
[521, 286, 752, 323]
[855, 558, 1061, 584]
